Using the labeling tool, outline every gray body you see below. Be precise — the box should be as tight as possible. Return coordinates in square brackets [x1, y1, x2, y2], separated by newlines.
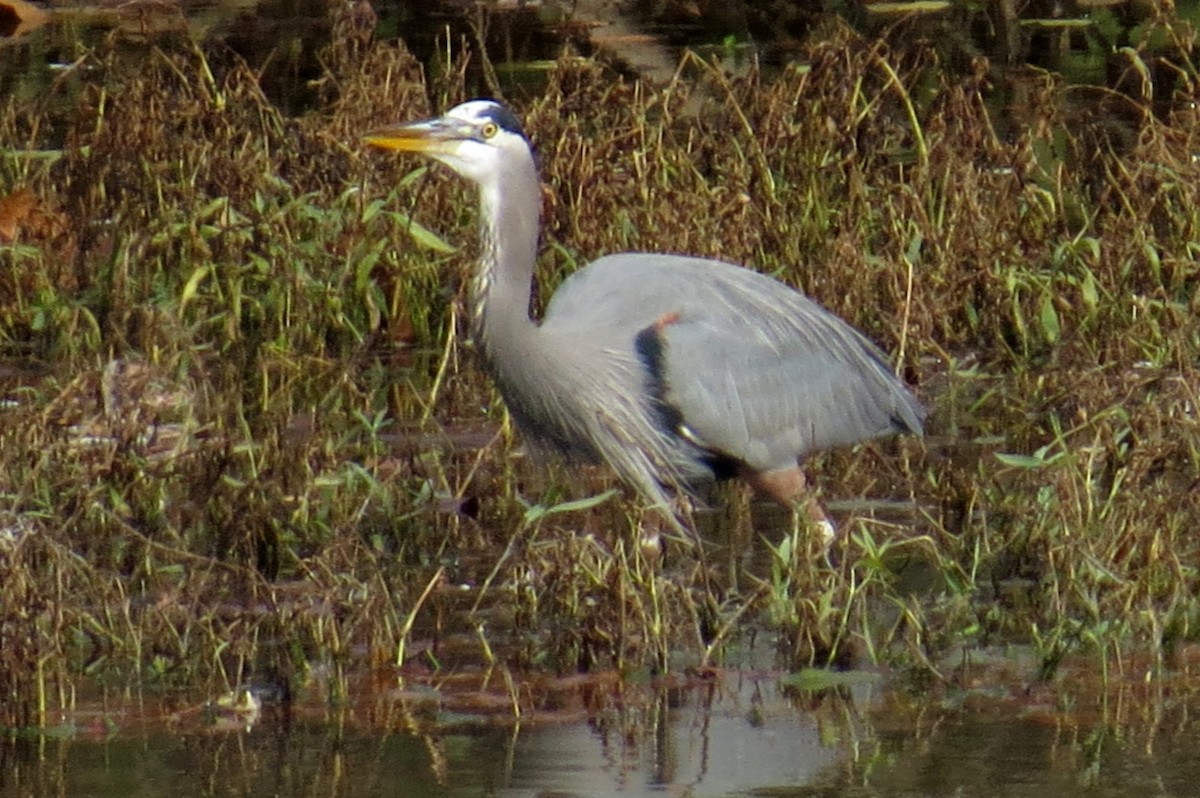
[365, 100, 924, 522]
[502, 253, 922, 508]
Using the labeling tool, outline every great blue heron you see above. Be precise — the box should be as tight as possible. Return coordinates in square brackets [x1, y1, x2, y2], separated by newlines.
[364, 99, 924, 534]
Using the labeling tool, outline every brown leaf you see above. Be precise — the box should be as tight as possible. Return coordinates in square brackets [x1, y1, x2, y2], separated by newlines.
[0, 187, 35, 243]
[0, 0, 51, 38]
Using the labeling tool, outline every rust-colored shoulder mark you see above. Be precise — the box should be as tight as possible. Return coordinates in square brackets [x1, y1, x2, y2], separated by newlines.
[653, 310, 681, 332]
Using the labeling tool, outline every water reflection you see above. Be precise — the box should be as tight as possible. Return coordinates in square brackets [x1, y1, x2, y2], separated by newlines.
[0, 673, 845, 798]
[1, 717, 506, 798]
[6, 671, 1200, 797]
[500, 673, 843, 797]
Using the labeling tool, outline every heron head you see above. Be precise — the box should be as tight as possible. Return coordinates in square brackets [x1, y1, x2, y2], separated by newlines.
[363, 99, 530, 183]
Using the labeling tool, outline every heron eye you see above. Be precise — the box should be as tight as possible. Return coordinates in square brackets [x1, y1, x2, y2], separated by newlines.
[481, 122, 499, 139]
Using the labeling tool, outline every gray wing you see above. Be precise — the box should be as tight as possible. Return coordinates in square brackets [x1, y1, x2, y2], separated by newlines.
[545, 254, 924, 474]
[653, 308, 921, 473]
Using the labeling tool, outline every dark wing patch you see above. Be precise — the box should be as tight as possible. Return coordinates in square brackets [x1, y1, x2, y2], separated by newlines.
[634, 314, 741, 484]
[633, 318, 684, 438]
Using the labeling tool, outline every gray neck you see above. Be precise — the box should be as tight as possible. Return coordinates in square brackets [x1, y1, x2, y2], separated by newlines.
[465, 151, 597, 460]
[470, 160, 543, 379]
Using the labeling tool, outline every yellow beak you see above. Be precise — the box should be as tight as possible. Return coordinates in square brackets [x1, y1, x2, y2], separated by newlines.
[362, 117, 472, 154]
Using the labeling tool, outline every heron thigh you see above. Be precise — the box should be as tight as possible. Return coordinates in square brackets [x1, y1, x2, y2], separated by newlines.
[741, 464, 808, 505]
[742, 465, 832, 529]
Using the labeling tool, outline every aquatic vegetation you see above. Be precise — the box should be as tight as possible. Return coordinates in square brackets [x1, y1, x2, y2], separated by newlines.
[0, 3, 1198, 731]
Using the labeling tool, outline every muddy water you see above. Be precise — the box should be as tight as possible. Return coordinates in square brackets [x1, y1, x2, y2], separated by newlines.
[5, 670, 1200, 797]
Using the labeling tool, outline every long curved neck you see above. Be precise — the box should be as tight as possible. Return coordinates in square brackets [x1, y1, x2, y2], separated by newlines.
[465, 149, 594, 460]
[471, 156, 542, 367]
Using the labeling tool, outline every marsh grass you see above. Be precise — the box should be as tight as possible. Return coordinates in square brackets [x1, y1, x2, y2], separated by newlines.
[1, 6, 1199, 728]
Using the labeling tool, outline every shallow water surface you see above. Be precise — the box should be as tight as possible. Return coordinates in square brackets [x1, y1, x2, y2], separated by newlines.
[5, 668, 1200, 798]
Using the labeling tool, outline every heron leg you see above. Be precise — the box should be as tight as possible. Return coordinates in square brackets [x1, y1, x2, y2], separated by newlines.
[744, 465, 836, 546]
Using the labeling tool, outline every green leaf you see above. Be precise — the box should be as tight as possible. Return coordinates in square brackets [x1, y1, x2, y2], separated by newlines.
[1080, 270, 1098, 309]
[397, 165, 431, 189]
[179, 265, 211, 316]
[403, 218, 456, 253]
[994, 452, 1049, 468]
[995, 445, 1065, 468]
[1039, 294, 1060, 343]
[522, 490, 619, 524]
